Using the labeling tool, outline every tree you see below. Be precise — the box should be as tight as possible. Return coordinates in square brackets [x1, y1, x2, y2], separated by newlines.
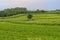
[40, 10, 46, 12]
[36, 9, 40, 11]
[35, 9, 40, 13]
[27, 14, 33, 20]
[0, 7, 28, 17]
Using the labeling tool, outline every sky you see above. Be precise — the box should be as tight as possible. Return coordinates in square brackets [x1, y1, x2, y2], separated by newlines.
[0, 0, 60, 10]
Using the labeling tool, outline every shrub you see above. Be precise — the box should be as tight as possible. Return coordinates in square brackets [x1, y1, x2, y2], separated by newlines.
[27, 14, 33, 20]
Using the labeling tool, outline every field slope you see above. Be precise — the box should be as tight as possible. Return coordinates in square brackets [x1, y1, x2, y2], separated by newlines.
[0, 13, 60, 40]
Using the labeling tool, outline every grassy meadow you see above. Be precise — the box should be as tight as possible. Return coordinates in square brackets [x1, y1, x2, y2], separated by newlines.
[0, 13, 60, 40]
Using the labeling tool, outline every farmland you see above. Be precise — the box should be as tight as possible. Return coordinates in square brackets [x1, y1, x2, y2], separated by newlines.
[0, 13, 60, 40]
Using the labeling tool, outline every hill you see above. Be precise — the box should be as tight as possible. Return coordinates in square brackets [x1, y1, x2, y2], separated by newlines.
[0, 13, 60, 40]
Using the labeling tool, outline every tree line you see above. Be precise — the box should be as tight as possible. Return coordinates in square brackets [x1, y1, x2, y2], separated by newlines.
[0, 7, 59, 17]
[0, 7, 27, 17]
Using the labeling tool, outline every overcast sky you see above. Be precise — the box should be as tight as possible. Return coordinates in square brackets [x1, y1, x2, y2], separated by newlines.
[0, 0, 60, 10]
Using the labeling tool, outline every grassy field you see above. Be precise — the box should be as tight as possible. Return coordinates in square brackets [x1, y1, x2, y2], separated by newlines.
[0, 13, 60, 40]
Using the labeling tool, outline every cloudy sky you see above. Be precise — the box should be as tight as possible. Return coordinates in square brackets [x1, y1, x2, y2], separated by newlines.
[0, 0, 60, 10]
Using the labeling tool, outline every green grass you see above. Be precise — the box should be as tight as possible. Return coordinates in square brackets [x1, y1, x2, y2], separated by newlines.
[0, 13, 60, 40]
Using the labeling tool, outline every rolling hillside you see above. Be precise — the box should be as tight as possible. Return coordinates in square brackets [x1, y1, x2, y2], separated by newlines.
[0, 13, 60, 40]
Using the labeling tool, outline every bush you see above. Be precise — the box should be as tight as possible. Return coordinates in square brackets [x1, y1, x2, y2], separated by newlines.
[27, 14, 33, 20]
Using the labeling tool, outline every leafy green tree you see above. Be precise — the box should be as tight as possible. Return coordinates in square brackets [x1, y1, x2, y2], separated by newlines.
[27, 14, 33, 20]
[40, 10, 46, 12]
[0, 7, 28, 17]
